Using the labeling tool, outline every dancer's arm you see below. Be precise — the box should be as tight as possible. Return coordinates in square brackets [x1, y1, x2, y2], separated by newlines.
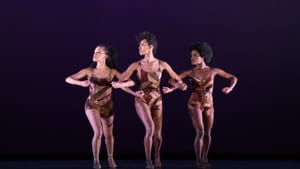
[65, 68, 91, 87]
[214, 68, 238, 94]
[111, 69, 144, 99]
[162, 70, 190, 94]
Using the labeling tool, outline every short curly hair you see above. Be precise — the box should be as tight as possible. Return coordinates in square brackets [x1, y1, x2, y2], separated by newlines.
[189, 42, 213, 64]
[136, 31, 158, 55]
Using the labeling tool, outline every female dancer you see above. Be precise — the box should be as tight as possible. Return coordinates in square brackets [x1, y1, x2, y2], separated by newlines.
[112, 32, 186, 169]
[162, 42, 238, 168]
[65, 45, 135, 169]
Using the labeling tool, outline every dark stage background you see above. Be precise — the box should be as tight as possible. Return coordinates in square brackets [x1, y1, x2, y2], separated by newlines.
[1, 0, 299, 160]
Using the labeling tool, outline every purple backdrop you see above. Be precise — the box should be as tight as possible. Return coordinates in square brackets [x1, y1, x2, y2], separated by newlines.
[0, 0, 299, 159]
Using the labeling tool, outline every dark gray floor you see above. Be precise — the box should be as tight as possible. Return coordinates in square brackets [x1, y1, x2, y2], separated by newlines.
[0, 160, 300, 169]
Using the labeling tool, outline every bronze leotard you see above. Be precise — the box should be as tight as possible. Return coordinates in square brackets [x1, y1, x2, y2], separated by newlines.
[135, 61, 163, 109]
[85, 73, 113, 118]
[188, 74, 213, 110]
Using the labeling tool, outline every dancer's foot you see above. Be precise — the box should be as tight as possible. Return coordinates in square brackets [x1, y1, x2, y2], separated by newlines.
[145, 160, 154, 169]
[154, 158, 161, 168]
[196, 160, 204, 169]
[108, 157, 117, 168]
[201, 158, 208, 164]
[93, 160, 101, 169]
[196, 159, 210, 169]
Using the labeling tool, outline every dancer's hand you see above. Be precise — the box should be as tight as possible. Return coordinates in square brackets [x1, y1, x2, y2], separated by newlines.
[222, 87, 232, 94]
[178, 82, 187, 91]
[162, 87, 175, 94]
[135, 90, 144, 99]
[111, 81, 122, 88]
[80, 80, 90, 87]
[135, 90, 146, 102]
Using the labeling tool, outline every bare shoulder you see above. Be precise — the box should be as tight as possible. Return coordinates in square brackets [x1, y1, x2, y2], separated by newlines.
[158, 59, 167, 65]
[179, 69, 192, 78]
[86, 67, 94, 76]
[111, 68, 117, 74]
[183, 69, 193, 75]
[80, 67, 92, 74]
[129, 60, 140, 68]
[210, 67, 225, 75]
[110, 68, 120, 78]
[69, 67, 92, 79]
[111, 68, 122, 75]
[158, 59, 169, 68]
[211, 67, 222, 72]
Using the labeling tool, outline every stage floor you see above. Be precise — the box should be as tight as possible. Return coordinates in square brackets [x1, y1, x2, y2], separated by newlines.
[0, 160, 300, 169]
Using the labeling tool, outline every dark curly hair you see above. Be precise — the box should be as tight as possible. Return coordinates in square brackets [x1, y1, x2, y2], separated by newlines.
[189, 42, 213, 64]
[136, 31, 158, 55]
[90, 44, 117, 69]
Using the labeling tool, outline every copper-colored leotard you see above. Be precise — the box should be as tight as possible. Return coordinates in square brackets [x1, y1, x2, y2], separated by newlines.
[85, 71, 113, 118]
[135, 61, 163, 110]
[188, 70, 214, 110]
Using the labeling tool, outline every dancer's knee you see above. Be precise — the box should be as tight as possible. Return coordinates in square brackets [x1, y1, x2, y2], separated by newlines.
[154, 133, 162, 142]
[94, 131, 103, 140]
[104, 133, 114, 142]
[145, 127, 154, 138]
[196, 128, 205, 139]
[204, 130, 211, 138]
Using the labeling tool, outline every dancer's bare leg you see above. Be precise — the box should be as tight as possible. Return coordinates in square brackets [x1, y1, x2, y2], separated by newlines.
[188, 104, 204, 167]
[201, 107, 214, 165]
[85, 108, 103, 169]
[101, 115, 117, 168]
[135, 101, 155, 169]
[151, 104, 163, 168]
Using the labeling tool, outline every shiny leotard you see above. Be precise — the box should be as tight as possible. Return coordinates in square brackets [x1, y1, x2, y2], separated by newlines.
[188, 70, 214, 111]
[135, 60, 163, 109]
[85, 70, 113, 118]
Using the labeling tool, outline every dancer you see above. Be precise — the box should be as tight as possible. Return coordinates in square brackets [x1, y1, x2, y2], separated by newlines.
[162, 42, 238, 168]
[65, 45, 135, 169]
[112, 31, 186, 169]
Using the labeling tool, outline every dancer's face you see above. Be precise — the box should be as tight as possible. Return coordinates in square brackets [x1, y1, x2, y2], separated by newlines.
[93, 46, 107, 63]
[191, 50, 204, 65]
[138, 39, 152, 56]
